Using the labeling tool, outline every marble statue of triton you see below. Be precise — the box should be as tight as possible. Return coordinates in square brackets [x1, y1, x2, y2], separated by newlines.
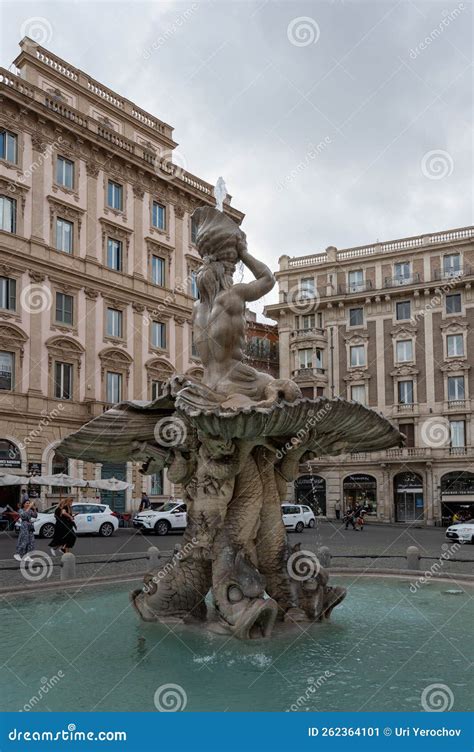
[58, 180, 403, 639]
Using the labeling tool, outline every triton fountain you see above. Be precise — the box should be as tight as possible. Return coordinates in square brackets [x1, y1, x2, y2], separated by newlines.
[58, 180, 403, 639]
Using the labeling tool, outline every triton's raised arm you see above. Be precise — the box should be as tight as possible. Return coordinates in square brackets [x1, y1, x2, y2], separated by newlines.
[233, 244, 275, 302]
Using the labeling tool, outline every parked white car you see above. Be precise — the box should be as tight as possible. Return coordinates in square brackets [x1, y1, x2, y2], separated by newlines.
[281, 503, 315, 533]
[15, 503, 119, 538]
[133, 501, 187, 536]
[445, 519, 474, 544]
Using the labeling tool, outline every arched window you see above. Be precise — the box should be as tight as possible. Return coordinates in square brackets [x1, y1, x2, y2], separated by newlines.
[0, 439, 21, 469]
[343, 474, 377, 515]
[51, 451, 69, 494]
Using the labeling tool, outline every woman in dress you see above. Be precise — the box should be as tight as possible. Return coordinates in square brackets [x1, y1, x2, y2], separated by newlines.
[14, 499, 37, 561]
[49, 498, 77, 556]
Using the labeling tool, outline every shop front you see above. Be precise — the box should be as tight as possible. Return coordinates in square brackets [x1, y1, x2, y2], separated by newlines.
[343, 474, 377, 515]
[440, 471, 474, 525]
[295, 474, 326, 516]
[394, 471, 424, 522]
[0, 439, 22, 510]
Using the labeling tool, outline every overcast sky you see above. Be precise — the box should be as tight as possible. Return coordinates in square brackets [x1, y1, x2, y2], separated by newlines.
[1, 0, 472, 317]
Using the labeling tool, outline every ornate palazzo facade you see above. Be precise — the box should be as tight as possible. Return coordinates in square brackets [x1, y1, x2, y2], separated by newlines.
[0, 38, 243, 511]
[265, 227, 474, 525]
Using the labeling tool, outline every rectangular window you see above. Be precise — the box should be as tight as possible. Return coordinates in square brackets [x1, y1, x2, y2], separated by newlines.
[106, 372, 122, 403]
[298, 348, 312, 368]
[450, 420, 465, 448]
[151, 321, 166, 349]
[56, 156, 74, 189]
[396, 301, 411, 320]
[351, 384, 366, 404]
[55, 218, 73, 253]
[151, 256, 165, 286]
[107, 238, 123, 271]
[0, 196, 16, 233]
[348, 270, 363, 292]
[151, 380, 162, 400]
[107, 180, 123, 211]
[398, 380, 414, 404]
[443, 254, 461, 277]
[54, 362, 73, 400]
[394, 261, 410, 281]
[106, 308, 123, 338]
[447, 334, 464, 357]
[350, 345, 365, 367]
[302, 314, 315, 330]
[0, 351, 14, 390]
[191, 216, 198, 244]
[0, 130, 18, 163]
[55, 292, 74, 325]
[190, 270, 199, 299]
[315, 348, 323, 370]
[396, 340, 413, 363]
[300, 277, 315, 297]
[446, 293, 461, 314]
[152, 201, 166, 230]
[151, 470, 163, 495]
[349, 307, 363, 326]
[448, 376, 465, 401]
[399, 423, 415, 447]
[0, 277, 16, 310]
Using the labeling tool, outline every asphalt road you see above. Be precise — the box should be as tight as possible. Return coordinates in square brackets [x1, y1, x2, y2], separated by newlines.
[1, 519, 472, 561]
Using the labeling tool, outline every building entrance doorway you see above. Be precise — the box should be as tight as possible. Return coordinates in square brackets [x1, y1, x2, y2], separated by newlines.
[394, 472, 424, 522]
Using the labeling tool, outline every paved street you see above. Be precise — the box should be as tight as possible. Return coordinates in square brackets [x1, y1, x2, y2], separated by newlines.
[0, 520, 472, 590]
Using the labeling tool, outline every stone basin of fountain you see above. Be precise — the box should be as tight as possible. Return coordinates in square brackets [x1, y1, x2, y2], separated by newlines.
[3, 575, 472, 712]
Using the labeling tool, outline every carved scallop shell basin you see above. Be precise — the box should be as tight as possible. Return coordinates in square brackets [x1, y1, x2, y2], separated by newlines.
[3, 575, 472, 712]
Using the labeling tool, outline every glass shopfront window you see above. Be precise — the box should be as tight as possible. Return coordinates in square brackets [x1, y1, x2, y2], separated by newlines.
[343, 474, 377, 515]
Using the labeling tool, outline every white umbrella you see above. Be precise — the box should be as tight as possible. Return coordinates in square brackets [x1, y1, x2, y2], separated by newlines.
[0, 474, 24, 486]
[33, 473, 88, 488]
[87, 477, 130, 491]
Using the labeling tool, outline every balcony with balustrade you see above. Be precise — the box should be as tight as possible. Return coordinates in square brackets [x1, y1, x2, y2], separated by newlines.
[384, 273, 421, 288]
[444, 398, 471, 413]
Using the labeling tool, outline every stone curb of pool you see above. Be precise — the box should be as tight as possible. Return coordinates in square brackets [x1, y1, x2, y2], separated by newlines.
[0, 566, 473, 598]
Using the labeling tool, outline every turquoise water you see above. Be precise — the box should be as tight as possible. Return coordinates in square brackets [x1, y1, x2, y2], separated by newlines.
[2, 577, 472, 712]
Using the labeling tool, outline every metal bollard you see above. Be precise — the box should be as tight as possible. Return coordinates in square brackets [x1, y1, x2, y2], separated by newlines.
[147, 546, 160, 568]
[318, 546, 331, 568]
[406, 545, 420, 570]
[60, 552, 76, 581]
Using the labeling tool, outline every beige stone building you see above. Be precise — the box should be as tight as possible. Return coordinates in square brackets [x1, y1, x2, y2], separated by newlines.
[265, 226, 474, 525]
[0, 38, 243, 512]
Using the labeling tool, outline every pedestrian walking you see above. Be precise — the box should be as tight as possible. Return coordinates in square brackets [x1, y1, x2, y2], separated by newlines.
[14, 499, 37, 561]
[334, 499, 341, 520]
[139, 492, 151, 512]
[344, 508, 358, 531]
[49, 498, 77, 556]
[21, 488, 29, 505]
